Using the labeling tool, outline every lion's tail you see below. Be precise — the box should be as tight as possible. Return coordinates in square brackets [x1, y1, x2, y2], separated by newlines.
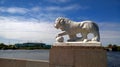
[92, 22, 99, 31]
[92, 22, 100, 41]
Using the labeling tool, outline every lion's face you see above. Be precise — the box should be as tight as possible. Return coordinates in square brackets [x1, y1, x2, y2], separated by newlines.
[54, 17, 65, 31]
[54, 18, 61, 29]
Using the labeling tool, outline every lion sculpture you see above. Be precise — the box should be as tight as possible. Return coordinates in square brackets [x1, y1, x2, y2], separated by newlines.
[55, 17, 100, 42]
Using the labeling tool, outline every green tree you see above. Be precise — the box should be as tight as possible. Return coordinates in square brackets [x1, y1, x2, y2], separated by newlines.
[7, 45, 17, 49]
[0, 43, 7, 49]
[108, 44, 113, 48]
[112, 44, 118, 51]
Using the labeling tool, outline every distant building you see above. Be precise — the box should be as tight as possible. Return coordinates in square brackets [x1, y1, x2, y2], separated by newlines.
[15, 42, 46, 48]
[15, 42, 51, 49]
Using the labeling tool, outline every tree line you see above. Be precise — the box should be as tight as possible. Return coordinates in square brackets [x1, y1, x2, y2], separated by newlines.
[105, 44, 120, 51]
[0, 42, 51, 50]
[0, 42, 120, 51]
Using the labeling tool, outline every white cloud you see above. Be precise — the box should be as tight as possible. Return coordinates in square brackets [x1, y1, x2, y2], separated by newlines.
[45, 0, 69, 3]
[0, 6, 64, 22]
[100, 31, 120, 39]
[0, 4, 86, 16]
[99, 22, 120, 29]
[98, 22, 120, 45]
[45, 4, 82, 11]
[31, 6, 41, 12]
[0, 7, 29, 14]
[0, 16, 59, 44]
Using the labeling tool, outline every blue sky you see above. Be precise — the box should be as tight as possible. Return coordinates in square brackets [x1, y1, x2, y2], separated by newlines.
[0, 0, 120, 46]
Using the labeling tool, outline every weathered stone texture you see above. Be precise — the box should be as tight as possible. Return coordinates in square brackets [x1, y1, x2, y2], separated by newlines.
[49, 42, 107, 67]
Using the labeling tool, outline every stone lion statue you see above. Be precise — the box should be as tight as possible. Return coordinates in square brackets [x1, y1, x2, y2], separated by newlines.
[55, 17, 100, 42]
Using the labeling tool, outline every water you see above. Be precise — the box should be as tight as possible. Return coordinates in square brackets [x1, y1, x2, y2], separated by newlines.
[107, 52, 120, 67]
[0, 50, 49, 60]
[0, 50, 120, 67]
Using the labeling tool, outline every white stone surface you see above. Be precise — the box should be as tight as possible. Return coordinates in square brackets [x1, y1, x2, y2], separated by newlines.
[53, 42, 102, 46]
[54, 17, 100, 42]
[56, 36, 64, 42]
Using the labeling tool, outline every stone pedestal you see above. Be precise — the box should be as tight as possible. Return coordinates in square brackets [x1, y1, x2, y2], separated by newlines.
[49, 42, 107, 67]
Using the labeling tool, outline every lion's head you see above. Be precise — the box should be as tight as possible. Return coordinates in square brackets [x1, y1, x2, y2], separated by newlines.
[54, 17, 67, 31]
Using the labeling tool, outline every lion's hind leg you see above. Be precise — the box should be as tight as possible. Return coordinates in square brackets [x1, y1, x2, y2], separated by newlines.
[76, 32, 88, 42]
[92, 32, 100, 42]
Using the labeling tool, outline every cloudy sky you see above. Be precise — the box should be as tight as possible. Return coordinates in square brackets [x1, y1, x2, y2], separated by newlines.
[0, 0, 120, 46]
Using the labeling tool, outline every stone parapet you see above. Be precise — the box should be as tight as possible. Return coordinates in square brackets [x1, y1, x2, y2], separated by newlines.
[49, 42, 107, 67]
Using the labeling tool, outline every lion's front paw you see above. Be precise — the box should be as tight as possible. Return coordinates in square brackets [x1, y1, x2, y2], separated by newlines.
[91, 37, 98, 42]
[56, 36, 64, 42]
[83, 39, 88, 42]
[57, 33, 63, 37]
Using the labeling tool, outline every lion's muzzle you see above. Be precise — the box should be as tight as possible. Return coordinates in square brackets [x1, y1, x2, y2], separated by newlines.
[54, 24, 59, 29]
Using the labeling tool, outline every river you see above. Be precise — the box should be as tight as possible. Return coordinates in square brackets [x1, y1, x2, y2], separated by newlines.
[0, 50, 120, 67]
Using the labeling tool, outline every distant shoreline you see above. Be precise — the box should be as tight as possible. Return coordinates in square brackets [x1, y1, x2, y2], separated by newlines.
[0, 49, 50, 50]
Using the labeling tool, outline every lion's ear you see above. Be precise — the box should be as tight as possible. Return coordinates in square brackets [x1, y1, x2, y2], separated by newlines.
[60, 19, 65, 25]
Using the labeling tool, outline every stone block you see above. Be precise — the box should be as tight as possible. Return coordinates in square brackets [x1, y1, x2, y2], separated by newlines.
[49, 42, 107, 67]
